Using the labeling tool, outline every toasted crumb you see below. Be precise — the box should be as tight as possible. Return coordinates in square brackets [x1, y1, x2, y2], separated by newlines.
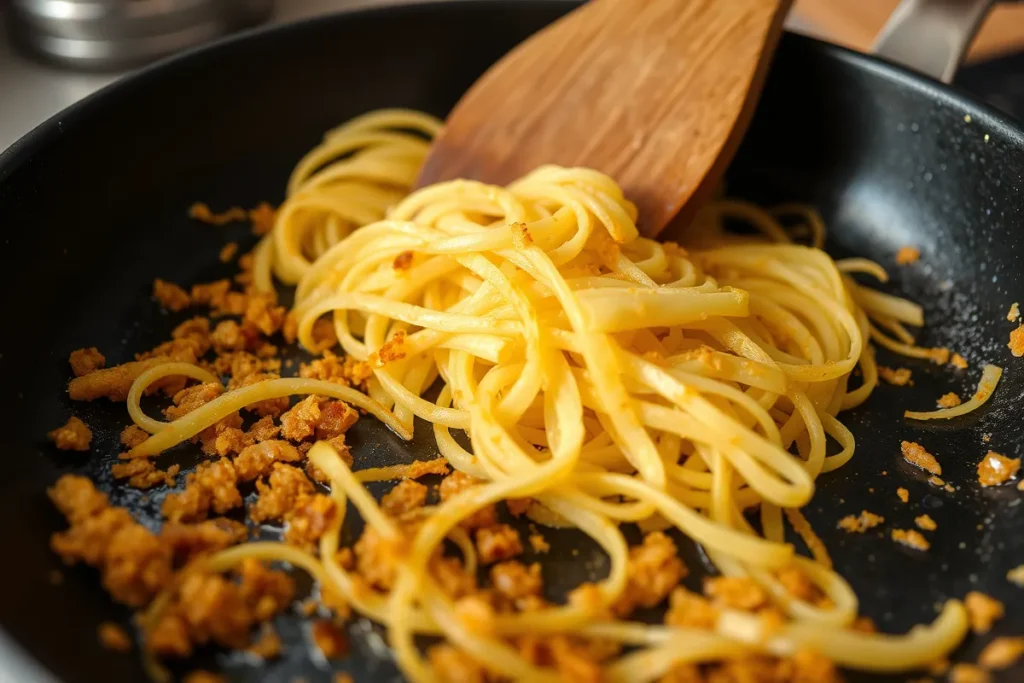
[949, 663, 991, 683]
[897, 487, 909, 503]
[965, 591, 1004, 633]
[392, 251, 414, 270]
[1007, 565, 1024, 586]
[901, 441, 941, 475]
[878, 366, 912, 386]
[248, 202, 276, 235]
[937, 392, 962, 408]
[950, 353, 968, 369]
[475, 524, 523, 565]
[219, 242, 239, 263]
[928, 475, 946, 487]
[1009, 325, 1024, 357]
[945, 483, 956, 493]
[977, 451, 1020, 486]
[247, 624, 281, 659]
[48, 416, 92, 451]
[69, 347, 105, 377]
[892, 528, 930, 551]
[837, 510, 884, 533]
[979, 636, 1024, 670]
[1008, 302, 1020, 322]
[311, 620, 348, 659]
[189, 202, 245, 225]
[704, 576, 767, 611]
[529, 533, 550, 554]
[153, 278, 190, 312]
[914, 514, 937, 531]
[896, 246, 920, 264]
[98, 622, 132, 652]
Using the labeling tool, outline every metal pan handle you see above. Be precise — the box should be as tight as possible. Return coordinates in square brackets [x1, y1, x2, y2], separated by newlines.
[873, 0, 997, 82]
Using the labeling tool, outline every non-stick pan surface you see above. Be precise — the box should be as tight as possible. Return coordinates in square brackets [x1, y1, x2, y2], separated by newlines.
[1, 2, 1023, 681]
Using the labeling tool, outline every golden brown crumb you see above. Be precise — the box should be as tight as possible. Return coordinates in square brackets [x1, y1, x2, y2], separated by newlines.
[369, 330, 407, 367]
[1010, 325, 1024, 357]
[182, 672, 227, 683]
[965, 591, 1004, 633]
[248, 202, 276, 235]
[69, 356, 186, 402]
[244, 295, 287, 336]
[393, 250, 414, 270]
[892, 528, 930, 551]
[237, 557, 296, 621]
[284, 493, 336, 550]
[897, 487, 909, 503]
[111, 459, 179, 490]
[48, 416, 92, 451]
[776, 565, 827, 606]
[218, 242, 238, 263]
[310, 318, 337, 352]
[119, 425, 149, 449]
[153, 278, 190, 311]
[299, 350, 373, 390]
[476, 524, 523, 565]
[937, 392, 962, 408]
[189, 202, 246, 225]
[878, 366, 912, 386]
[428, 644, 486, 683]
[403, 457, 450, 479]
[704, 576, 768, 611]
[914, 514, 937, 531]
[439, 471, 497, 529]
[979, 636, 1024, 669]
[977, 451, 1020, 486]
[381, 480, 428, 517]
[234, 440, 303, 481]
[896, 246, 920, 264]
[1007, 565, 1024, 586]
[310, 619, 348, 659]
[665, 587, 718, 630]
[247, 624, 281, 659]
[837, 510, 884, 533]
[98, 622, 132, 652]
[1008, 302, 1020, 322]
[928, 475, 946, 487]
[162, 459, 241, 523]
[160, 518, 247, 564]
[69, 347, 105, 377]
[490, 561, 542, 602]
[613, 531, 688, 616]
[529, 533, 550, 554]
[250, 463, 314, 523]
[949, 663, 992, 683]
[950, 353, 968, 369]
[901, 441, 941, 475]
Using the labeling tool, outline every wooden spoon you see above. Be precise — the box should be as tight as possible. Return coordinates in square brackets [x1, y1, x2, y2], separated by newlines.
[417, 0, 793, 237]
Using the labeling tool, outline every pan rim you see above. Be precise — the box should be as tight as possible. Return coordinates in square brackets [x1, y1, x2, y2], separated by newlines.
[0, 1, 1021, 681]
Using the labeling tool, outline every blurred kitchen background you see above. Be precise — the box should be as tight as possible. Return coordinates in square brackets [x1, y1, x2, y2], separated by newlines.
[2, 0, 1024, 152]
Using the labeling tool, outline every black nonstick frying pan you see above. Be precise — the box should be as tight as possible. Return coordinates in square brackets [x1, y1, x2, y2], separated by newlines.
[1, 1, 1023, 681]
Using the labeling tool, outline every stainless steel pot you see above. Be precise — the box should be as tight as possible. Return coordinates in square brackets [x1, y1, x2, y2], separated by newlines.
[8, 0, 274, 69]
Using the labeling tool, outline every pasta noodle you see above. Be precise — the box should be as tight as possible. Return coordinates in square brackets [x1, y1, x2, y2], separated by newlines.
[123, 110, 998, 681]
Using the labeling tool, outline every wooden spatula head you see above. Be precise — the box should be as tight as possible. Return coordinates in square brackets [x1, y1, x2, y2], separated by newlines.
[418, 0, 793, 237]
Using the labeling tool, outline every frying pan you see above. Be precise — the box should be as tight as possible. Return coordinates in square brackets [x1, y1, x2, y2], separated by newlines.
[1, 1, 1023, 681]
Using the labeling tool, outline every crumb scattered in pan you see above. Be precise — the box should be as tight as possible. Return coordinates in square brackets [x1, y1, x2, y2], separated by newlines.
[892, 528, 930, 551]
[950, 353, 968, 369]
[48, 416, 92, 451]
[928, 475, 945, 487]
[311, 620, 348, 659]
[897, 487, 909, 503]
[965, 591, 1004, 633]
[878, 366, 912, 386]
[901, 441, 941, 475]
[895, 246, 920, 265]
[1008, 302, 1020, 322]
[914, 514, 937, 531]
[98, 622, 132, 652]
[937, 392, 961, 408]
[838, 511, 884, 533]
[219, 242, 239, 263]
[948, 663, 990, 683]
[69, 347, 105, 377]
[977, 451, 1020, 487]
[1009, 325, 1024, 357]
[153, 278, 190, 312]
[529, 533, 550, 554]
[978, 637, 1024, 670]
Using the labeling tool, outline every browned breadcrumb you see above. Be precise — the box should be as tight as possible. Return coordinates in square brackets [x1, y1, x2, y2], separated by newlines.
[914, 514, 937, 531]
[1007, 565, 1024, 586]
[188, 203, 246, 225]
[70, 356, 188, 402]
[381, 480, 428, 517]
[1008, 302, 1021, 323]
[965, 591, 1004, 633]
[162, 459, 241, 523]
[234, 440, 303, 481]
[892, 528, 930, 551]
[704, 576, 767, 611]
[183, 671, 227, 683]
[896, 246, 920, 264]
[978, 636, 1024, 670]
[310, 619, 348, 659]
[310, 318, 338, 352]
[529, 533, 550, 554]
[613, 531, 687, 616]
[284, 493, 336, 550]
[428, 644, 487, 683]
[299, 350, 373, 390]
[949, 663, 992, 683]
[160, 518, 247, 564]
[218, 242, 238, 263]
[248, 202, 276, 235]
[878, 366, 912, 386]
[69, 347, 105, 377]
[776, 565, 828, 606]
[111, 459, 179, 490]
[665, 587, 718, 630]
[368, 330, 407, 367]
[476, 524, 523, 565]
[247, 623, 282, 659]
[119, 425, 149, 449]
[98, 622, 132, 652]
[48, 416, 92, 451]
[453, 594, 496, 635]
[404, 457, 451, 479]
[837, 510, 884, 533]
[1010, 325, 1024, 357]
[153, 278, 190, 311]
[901, 440, 942, 475]
[244, 295, 287, 336]
[937, 392, 962, 408]
[490, 561, 542, 603]
[897, 487, 909, 503]
[950, 353, 968, 369]
[250, 463, 313, 523]
[978, 451, 1020, 486]
[232, 372, 290, 418]
[439, 471, 497, 529]
[393, 250, 414, 270]
[928, 475, 946, 487]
